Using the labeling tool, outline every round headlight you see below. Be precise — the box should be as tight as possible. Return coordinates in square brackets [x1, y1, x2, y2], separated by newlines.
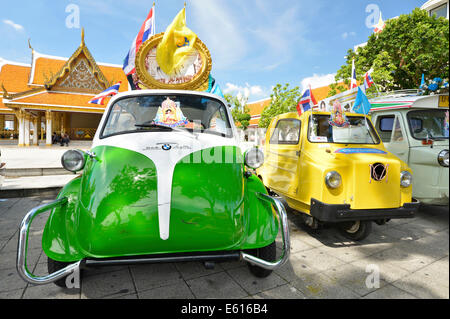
[244, 147, 264, 169]
[325, 171, 342, 189]
[438, 150, 449, 167]
[400, 171, 412, 188]
[61, 150, 86, 172]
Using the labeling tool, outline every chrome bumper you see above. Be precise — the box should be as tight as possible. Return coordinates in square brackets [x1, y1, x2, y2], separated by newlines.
[16, 197, 81, 285]
[240, 193, 290, 270]
[17, 193, 290, 286]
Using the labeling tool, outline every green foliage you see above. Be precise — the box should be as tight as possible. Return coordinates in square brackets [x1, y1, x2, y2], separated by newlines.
[330, 8, 449, 93]
[258, 83, 301, 128]
[224, 94, 251, 130]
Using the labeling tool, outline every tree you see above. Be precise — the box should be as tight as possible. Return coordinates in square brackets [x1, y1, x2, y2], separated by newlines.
[224, 94, 251, 130]
[329, 8, 449, 96]
[258, 83, 302, 128]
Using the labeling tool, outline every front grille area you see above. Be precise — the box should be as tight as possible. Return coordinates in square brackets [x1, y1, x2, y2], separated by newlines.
[370, 163, 388, 182]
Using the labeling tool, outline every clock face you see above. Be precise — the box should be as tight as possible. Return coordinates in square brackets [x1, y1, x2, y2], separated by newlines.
[135, 33, 212, 91]
[144, 47, 204, 85]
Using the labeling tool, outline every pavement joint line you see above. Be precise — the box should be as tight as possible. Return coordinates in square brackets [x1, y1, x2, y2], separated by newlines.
[127, 265, 140, 299]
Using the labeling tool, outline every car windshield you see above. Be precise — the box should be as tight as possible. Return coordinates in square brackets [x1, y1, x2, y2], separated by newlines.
[308, 114, 380, 144]
[407, 109, 449, 140]
[101, 94, 232, 138]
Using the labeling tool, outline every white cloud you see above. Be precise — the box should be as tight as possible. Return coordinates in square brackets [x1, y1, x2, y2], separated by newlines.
[223, 82, 269, 103]
[3, 19, 24, 32]
[341, 31, 356, 40]
[190, 0, 247, 70]
[300, 73, 336, 92]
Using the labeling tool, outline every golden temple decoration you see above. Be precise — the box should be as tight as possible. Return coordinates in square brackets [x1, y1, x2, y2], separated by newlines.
[44, 29, 110, 93]
[135, 32, 212, 91]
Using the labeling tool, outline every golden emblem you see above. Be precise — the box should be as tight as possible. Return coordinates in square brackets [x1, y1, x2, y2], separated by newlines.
[135, 33, 212, 91]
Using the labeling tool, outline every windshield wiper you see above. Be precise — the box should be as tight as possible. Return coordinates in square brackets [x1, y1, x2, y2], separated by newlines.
[135, 123, 173, 130]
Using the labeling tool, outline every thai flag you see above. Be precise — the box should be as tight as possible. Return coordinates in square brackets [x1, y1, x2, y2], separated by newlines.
[350, 59, 358, 89]
[88, 82, 121, 105]
[296, 85, 317, 116]
[363, 71, 374, 90]
[123, 6, 155, 76]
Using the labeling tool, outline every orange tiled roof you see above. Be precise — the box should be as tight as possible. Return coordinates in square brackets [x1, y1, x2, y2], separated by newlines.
[7, 91, 112, 111]
[30, 57, 65, 85]
[0, 63, 32, 92]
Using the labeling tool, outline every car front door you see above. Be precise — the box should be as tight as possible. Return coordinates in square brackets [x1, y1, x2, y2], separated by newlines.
[375, 112, 410, 163]
[265, 118, 301, 196]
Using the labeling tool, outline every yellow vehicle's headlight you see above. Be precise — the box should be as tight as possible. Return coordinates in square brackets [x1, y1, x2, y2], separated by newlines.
[325, 171, 342, 189]
[438, 150, 449, 167]
[400, 171, 412, 188]
[61, 150, 86, 172]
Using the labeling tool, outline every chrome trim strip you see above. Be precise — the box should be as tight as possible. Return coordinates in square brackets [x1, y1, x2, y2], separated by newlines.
[240, 193, 290, 270]
[16, 197, 81, 285]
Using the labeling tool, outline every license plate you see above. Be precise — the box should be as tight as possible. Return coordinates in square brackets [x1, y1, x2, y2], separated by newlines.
[438, 95, 449, 107]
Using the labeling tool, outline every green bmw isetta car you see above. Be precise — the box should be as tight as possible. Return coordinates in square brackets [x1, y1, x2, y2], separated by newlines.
[17, 90, 290, 288]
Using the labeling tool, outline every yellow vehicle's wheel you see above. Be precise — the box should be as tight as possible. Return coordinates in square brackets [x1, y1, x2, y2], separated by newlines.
[246, 241, 276, 278]
[338, 221, 372, 241]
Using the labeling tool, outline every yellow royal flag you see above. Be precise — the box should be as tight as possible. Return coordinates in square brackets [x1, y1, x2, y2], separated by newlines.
[156, 8, 197, 75]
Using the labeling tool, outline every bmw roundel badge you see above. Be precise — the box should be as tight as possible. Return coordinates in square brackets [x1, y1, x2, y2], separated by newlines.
[162, 144, 172, 151]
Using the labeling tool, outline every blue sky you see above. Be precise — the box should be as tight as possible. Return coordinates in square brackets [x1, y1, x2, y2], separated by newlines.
[0, 0, 426, 102]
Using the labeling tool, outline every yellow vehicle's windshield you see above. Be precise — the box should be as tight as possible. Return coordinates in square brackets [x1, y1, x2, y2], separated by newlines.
[308, 115, 380, 144]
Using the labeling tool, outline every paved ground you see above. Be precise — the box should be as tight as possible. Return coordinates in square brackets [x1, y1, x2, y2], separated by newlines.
[0, 196, 448, 299]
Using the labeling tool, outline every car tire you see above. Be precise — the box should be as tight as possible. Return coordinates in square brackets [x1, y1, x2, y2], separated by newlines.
[338, 220, 372, 241]
[246, 241, 276, 278]
[47, 257, 72, 288]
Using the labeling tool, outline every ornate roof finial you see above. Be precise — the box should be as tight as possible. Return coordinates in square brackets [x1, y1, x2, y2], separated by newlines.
[1, 83, 11, 99]
[28, 38, 34, 52]
[81, 27, 85, 46]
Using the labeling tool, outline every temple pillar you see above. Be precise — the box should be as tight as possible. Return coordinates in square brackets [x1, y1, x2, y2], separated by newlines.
[46, 110, 52, 147]
[24, 113, 31, 147]
[15, 110, 25, 147]
[33, 116, 39, 146]
[0, 114, 4, 132]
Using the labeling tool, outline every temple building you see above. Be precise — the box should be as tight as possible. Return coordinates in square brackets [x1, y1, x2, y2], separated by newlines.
[0, 30, 127, 146]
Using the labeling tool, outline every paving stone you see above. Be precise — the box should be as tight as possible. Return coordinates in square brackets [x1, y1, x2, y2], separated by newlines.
[0, 267, 28, 292]
[274, 253, 321, 283]
[0, 247, 41, 271]
[0, 288, 24, 299]
[371, 246, 439, 273]
[413, 257, 449, 288]
[323, 263, 389, 297]
[293, 247, 346, 272]
[392, 272, 449, 299]
[350, 256, 411, 284]
[186, 272, 248, 299]
[175, 261, 224, 280]
[254, 284, 306, 299]
[291, 272, 360, 299]
[22, 283, 80, 299]
[227, 265, 287, 295]
[130, 263, 183, 292]
[81, 268, 136, 299]
[362, 284, 417, 299]
[138, 281, 195, 299]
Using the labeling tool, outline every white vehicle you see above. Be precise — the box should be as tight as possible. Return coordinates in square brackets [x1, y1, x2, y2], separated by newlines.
[369, 91, 449, 205]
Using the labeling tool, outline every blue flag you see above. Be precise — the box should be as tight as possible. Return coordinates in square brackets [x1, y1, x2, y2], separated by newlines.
[420, 73, 425, 89]
[352, 87, 372, 115]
